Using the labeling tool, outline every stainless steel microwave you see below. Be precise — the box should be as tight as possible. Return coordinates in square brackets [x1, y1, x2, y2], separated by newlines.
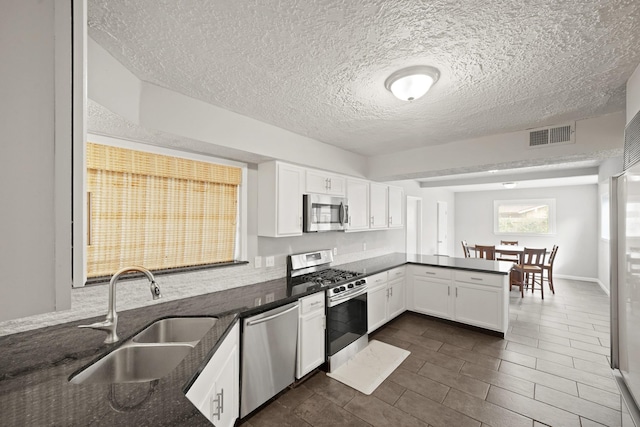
[303, 194, 348, 232]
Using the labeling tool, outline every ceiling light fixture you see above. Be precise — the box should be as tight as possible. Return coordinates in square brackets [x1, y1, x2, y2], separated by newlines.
[502, 182, 517, 189]
[384, 66, 440, 101]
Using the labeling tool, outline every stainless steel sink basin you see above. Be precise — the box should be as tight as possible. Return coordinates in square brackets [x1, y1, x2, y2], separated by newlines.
[69, 343, 193, 384]
[70, 316, 217, 385]
[132, 317, 217, 344]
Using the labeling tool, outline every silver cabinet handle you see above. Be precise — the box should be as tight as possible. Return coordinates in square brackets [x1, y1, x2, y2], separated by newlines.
[448, 286, 450, 296]
[425, 271, 436, 275]
[470, 277, 483, 281]
[211, 389, 224, 420]
[456, 288, 458, 297]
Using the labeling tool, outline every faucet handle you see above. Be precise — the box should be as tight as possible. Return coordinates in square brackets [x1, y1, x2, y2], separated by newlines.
[150, 281, 162, 300]
[78, 319, 119, 344]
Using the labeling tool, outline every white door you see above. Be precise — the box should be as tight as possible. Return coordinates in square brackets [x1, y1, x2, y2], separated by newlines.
[436, 201, 448, 255]
[406, 196, 422, 255]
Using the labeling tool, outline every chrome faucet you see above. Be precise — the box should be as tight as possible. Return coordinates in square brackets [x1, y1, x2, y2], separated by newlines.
[79, 266, 161, 344]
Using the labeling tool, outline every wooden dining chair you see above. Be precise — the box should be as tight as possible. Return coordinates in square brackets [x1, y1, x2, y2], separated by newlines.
[542, 245, 558, 294]
[511, 247, 547, 298]
[461, 240, 471, 258]
[497, 240, 520, 262]
[475, 245, 496, 260]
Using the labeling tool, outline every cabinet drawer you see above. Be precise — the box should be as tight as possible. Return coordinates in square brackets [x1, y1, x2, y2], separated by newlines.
[299, 293, 325, 315]
[366, 271, 388, 287]
[454, 271, 504, 287]
[412, 266, 452, 280]
[387, 267, 405, 280]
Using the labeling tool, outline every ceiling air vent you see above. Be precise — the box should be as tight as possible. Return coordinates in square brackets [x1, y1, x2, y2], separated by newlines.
[528, 124, 574, 148]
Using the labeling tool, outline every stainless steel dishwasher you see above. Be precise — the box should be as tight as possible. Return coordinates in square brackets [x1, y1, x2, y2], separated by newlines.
[240, 301, 299, 417]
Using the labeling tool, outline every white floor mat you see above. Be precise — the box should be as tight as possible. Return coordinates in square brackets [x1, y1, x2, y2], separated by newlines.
[326, 340, 410, 395]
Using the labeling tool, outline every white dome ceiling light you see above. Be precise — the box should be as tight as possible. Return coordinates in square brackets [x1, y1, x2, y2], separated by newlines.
[384, 66, 440, 101]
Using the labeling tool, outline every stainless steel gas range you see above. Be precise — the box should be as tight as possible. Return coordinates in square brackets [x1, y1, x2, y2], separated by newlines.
[287, 250, 368, 372]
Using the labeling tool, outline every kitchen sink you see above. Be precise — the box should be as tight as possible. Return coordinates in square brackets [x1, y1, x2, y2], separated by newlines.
[69, 343, 194, 384]
[69, 316, 217, 385]
[132, 317, 217, 344]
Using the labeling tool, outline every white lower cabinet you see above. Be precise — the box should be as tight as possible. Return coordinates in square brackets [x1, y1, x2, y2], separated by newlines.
[367, 276, 389, 333]
[454, 282, 502, 331]
[367, 268, 406, 333]
[296, 293, 326, 379]
[409, 266, 508, 333]
[185, 322, 239, 427]
[413, 276, 453, 319]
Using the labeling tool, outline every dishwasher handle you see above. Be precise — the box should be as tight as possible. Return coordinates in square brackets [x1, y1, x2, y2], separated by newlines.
[246, 304, 299, 326]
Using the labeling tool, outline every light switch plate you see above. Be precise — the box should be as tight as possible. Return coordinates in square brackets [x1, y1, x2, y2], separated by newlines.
[265, 293, 275, 303]
[265, 256, 275, 267]
[333, 247, 338, 256]
[254, 256, 262, 268]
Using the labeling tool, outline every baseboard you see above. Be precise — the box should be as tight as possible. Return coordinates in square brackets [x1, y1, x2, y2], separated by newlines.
[555, 274, 610, 296]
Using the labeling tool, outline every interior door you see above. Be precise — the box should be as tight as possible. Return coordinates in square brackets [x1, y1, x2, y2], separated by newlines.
[437, 201, 448, 255]
[406, 196, 422, 255]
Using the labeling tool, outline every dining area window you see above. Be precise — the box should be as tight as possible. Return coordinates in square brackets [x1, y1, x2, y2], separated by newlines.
[494, 199, 556, 235]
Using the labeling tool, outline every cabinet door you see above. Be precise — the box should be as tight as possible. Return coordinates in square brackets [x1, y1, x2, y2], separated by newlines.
[413, 277, 453, 319]
[305, 170, 330, 194]
[369, 183, 388, 229]
[388, 186, 404, 228]
[326, 175, 345, 196]
[454, 282, 502, 331]
[297, 309, 326, 378]
[185, 322, 239, 427]
[305, 170, 346, 196]
[277, 164, 303, 236]
[346, 178, 370, 231]
[367, 283, 388, 333]
[387, 277, 405, 320]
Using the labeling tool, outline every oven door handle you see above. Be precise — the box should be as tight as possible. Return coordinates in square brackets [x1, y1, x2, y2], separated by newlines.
[328, 287, 368, 307]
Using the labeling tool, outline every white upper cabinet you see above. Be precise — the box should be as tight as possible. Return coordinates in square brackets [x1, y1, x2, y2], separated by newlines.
[388, 185, 404, 228]
[258, 161, 304, 237]
[258, 160, 404, 235]
[305, 169, 345, 196]
[346, 178, 370, 231]
[369, 183, 389, 229]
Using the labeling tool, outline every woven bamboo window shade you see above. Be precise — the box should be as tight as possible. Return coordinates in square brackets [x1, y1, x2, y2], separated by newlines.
[86, 143, 242, 278]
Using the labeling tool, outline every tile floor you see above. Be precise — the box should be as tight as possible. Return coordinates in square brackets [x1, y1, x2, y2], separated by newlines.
[239, 278, 620, 427]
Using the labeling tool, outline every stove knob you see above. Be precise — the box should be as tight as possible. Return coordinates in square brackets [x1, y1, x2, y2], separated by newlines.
[347, 283, 354, 289]
[339, 286, 346, 292]
[333, 288, 341, 294]
[355, 280, 363, 286]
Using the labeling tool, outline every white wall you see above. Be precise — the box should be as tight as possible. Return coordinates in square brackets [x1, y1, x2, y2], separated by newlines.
[454, 185, 599, 279]
[628, 62, 640, 123]
[0, 0, 72, 321]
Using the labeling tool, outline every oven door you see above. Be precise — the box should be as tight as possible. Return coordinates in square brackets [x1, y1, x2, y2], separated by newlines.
[303, 194, 348, 232]
[326, 288, 367, 357]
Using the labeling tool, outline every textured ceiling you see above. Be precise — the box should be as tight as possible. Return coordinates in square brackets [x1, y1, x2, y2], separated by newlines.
[87, 0, 640, 158]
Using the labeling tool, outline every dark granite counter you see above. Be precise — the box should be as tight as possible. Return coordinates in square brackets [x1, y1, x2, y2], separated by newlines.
[0, 253, 511, 425]
[336, 253, 512, 278]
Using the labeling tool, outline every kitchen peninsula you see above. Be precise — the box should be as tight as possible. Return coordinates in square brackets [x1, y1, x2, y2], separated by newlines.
[0, 253, 512, 426]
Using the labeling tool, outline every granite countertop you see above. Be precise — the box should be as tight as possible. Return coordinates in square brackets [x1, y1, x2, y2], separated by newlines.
[0, 253, 511, 425]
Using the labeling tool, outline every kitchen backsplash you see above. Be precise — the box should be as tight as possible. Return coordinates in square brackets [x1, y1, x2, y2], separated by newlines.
[0, 247, 394, 337]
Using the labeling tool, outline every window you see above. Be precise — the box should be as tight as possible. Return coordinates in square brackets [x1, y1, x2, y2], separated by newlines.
[494, 199, 556, 235]
[86, 142, 243, 279]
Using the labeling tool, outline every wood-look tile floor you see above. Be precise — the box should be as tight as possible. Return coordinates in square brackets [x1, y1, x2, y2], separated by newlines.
[239, 278, 620, 427]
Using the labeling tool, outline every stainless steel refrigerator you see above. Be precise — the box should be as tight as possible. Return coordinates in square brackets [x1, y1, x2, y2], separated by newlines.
[611, 114, 640, 426]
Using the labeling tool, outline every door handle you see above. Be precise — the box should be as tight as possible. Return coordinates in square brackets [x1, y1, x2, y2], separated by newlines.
[246, 304, 298, 326]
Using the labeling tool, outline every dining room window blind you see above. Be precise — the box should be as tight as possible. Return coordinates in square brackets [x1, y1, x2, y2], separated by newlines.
[86, 142, 242, 278]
